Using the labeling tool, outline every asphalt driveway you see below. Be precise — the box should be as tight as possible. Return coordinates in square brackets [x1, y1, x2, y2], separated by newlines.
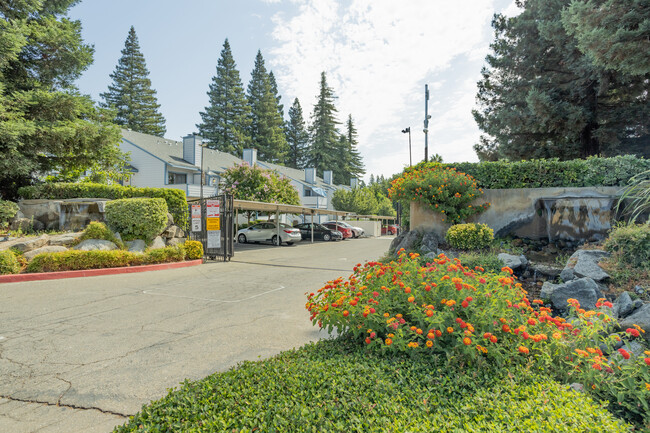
[0, 236, 393, 433]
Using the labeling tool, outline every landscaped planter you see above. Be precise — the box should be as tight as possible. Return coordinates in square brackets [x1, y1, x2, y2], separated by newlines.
[410, 186, 623, 242]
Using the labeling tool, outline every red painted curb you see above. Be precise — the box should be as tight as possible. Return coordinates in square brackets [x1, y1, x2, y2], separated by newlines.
[0, 259, 204, 284]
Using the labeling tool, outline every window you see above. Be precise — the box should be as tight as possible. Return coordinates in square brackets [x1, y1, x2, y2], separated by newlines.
[168, 172, 187, 184]
[304, 187, 313, 197]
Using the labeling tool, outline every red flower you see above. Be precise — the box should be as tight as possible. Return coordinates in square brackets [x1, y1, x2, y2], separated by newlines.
[645, 358, 650, 366]
[626, 328, 641, 338]
[365, 337, 371, 344]
[343, 310, 349, 317]
[461, 300, 469, 308]
[489, 335, 498, 343]
[592, 363, 602, 371]
[618, 348, 631, 360]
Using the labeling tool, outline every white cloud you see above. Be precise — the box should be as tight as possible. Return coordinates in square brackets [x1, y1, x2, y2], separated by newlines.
[269, 0, 500, 180]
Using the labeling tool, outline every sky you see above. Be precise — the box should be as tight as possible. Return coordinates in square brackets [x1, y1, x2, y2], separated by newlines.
[69, 0, 520, 183]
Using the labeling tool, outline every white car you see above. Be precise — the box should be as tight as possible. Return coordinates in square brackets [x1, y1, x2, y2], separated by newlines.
[336, 221, 365, 238]
[237, 222, 302, 246]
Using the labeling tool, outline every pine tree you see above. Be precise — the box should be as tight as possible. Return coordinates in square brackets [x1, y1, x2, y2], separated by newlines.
[101, 26, 166, 137]
[0, 0, 122, 199]
[473, 0, 648, 161]
[340, 114, 365, 183]
[369, 174, 375, 185]
[246, 51, 287, 163]
[286, 98, 309, 169]
[268, 71, 284, 118]
[308, 72, 340, 176]
[197, 39, 251, 155]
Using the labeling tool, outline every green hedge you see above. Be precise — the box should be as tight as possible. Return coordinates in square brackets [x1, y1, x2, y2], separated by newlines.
[0, 250, 20, 275]
[407, 155, 650, 189]
[105, 198, 168, 241]
[18, 183, 188, 230]
[25, 246, 185, 273]
[0, 199, 19, 225]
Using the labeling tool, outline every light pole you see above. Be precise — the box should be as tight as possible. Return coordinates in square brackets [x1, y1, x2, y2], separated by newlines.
[401, 127, 412, 166]
[424, 84, 431, 162]
[199, 136, 205, 201]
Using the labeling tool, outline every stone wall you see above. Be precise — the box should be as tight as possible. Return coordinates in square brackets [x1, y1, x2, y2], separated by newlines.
[410, 187, 623, 242]
[17, 199, 110, 231]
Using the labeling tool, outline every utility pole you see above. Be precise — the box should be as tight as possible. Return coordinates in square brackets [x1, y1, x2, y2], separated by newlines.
[401, 127, 412, 166]
[424, 84, 430, 162]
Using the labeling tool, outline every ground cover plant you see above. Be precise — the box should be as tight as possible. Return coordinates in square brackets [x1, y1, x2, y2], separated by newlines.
[114, 339, 629, 433]
[307, 250, 650, 429]
[76, 221, 125, 248]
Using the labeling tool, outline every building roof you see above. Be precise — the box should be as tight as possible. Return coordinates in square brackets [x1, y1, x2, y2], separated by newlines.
[257, 160, 346, 192]
[121, 129, 243, 174]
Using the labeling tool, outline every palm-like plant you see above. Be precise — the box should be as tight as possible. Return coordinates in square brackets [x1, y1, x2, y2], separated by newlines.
[616, 169, 650, 224]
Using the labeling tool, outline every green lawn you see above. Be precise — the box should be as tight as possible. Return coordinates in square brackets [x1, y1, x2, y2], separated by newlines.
[114, 339, 630, 433]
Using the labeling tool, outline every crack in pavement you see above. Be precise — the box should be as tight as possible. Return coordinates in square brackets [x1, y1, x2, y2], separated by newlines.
[0, 395, 131, 418]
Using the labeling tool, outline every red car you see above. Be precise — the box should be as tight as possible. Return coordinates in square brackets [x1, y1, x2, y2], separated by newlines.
[381, 224, 399, 235]
[322, 222, 353, 239]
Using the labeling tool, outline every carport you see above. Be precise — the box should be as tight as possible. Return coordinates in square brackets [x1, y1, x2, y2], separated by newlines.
[347, 214, 400, 237]
[232, 199, 349, 244]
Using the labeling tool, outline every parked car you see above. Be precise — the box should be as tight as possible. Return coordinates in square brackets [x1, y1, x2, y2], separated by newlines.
[293, 223, 343, 241]
[335, 221, 364, 238]
[321, 221, 353, 239]
[381, 224, 400, 235]
[237, 222, 301, 246]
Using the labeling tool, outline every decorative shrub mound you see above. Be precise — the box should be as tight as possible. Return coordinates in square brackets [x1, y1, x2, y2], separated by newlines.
[105, 198, 168, 241]
[184, 240, 203, 260]
[77, 221, 124, 248]
[0, 199, 19, 226]
[25, 245, 186, 273]
[604, 223, 650, 270]
[17, 182, 188, 230]
[445, 223, 494, 250]
[113, 339, 630, 433]
[0, 250, 20, 275]
[388, 165, 489, 224]
[307, 251, 650, 427]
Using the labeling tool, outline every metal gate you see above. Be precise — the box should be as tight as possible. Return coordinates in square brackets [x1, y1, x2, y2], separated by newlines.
[187, 194, 234, 261]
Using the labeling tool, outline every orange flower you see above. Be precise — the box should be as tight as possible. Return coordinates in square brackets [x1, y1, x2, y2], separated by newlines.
[385, 338, 393, 346]
[426, 340, 433, 348]
[447, 327, 454, 333]
[416, 328, 423, 335]
[408, 296, 415, 303]
[463, 337, 471, 346]
[518, 346, 529, 355]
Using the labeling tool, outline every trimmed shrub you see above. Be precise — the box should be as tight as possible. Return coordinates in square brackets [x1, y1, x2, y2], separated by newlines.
[77, 222, 124, 248]
[604, 223, 650, 270]
[17, 182, 188, 230]
[145, 245, 185, 263]
[26, 250, 139, 273]
[105, 198, 168, 242]
[403, 155, 649, 190]
[184, 240, 203, 260]
[445, 223, 494, 250]
[0, 250, 20, 274]
[0, 199, 19, 225]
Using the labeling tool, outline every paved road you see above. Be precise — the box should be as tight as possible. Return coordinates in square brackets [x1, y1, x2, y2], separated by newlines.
[0, 236, 393, 433]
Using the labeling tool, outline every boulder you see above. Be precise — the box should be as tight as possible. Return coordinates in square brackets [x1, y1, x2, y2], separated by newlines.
[613, 292, 634, 319]
[549, 277, 603, 312]
[540, 281, 559, 300]
[497, 253, 528, 270]
[530, 263, 563, 279]
[167, 237, 185, 247]
[618, 304, 650, 340]
[10, 217, 44, 232]
[389, 230, 420, 255]
[126, 239, 146, 253]
[419, 231, 440, 254]
[166, 212, 174, 227]
[48, 232, 82, 247]
[150, 236, 166, 249]
[162, 225, 182, 239]
[12, 234, 49, 253]
[561, 249, 610, 282]
[73, 239, 118, 251]
[23, 246, 68, 261]
[114, 232, 122, 244]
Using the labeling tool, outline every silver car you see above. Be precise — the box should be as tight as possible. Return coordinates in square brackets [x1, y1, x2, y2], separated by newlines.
[237, 222, 302, 246]
[336, 221, 365, 238]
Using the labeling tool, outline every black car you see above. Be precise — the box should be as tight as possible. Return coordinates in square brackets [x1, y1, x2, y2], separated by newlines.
[293, 223, 343, 241]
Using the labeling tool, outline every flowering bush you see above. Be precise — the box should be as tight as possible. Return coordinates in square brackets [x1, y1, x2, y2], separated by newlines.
[445, 223, 494, 250]
[388, 165, 489, 224]
[306, 250, 650, 427]
[221, 163, 300, 206]
[184, 240, 204, 260]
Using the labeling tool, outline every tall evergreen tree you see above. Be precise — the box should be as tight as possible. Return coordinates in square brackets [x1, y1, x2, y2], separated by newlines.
[101, 26, 166, 137]
[0, 0, 122, 199]
[339, 114, 365, 184]
[286, 98, 309, 169]
[473, 0, 649, 161]
[246, 51, 287, 163]
[308, 72, 340, 176]
[268, 71, 284, 118]
[197, 39, 251, 155]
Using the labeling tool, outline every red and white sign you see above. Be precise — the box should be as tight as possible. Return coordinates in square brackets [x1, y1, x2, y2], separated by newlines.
[206, 200, 220, 218]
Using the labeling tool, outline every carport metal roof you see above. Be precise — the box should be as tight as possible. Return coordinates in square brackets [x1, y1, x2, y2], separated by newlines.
[232, 199, 349, 218]
[348, 214, 398, 221]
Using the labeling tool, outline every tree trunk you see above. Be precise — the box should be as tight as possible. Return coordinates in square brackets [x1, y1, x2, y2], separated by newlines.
[580, 81, 600, 157]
